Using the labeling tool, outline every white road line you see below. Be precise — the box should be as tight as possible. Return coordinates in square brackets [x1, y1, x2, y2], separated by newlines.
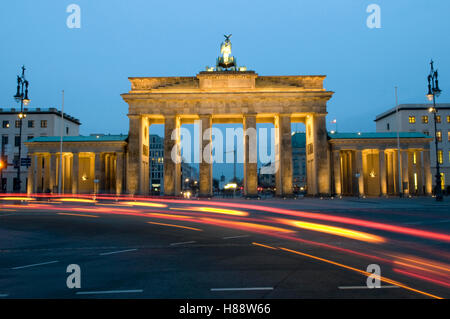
[0, 294, 9, 297]
[11, 260, 59, 270]
[76, 289, 143, 295]
[223, 235, 250, 240]
[338, 285, 399, 289]
[99, 248, 138, 256]
[211, 287, 274, 292]
[170, 241, 196, 246]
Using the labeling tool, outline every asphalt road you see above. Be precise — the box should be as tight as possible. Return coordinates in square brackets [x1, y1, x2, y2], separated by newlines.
[0, 195, 449, 299]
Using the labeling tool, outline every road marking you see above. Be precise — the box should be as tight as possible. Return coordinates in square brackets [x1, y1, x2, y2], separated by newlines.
[278, 246, 442, 299]
[11, 260, 59, 270]
[223, 235, 250, 240]
[170, 241, 196, 246]
[57, 213, 99, 218]
[76, 289, 143, 295]
[147, 221, 202, 232]
[211, 287, 273, 292]
[99, 248, 138, 256]
[0, 294, 9, 297]
[339, 285, 399, 289]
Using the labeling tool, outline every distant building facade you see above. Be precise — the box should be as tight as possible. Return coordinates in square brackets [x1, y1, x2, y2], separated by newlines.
[0, 107, 80, 192]
[292, 132, 306, 191]
[149, 134, 164, 194]
[375, 104, 450, 191]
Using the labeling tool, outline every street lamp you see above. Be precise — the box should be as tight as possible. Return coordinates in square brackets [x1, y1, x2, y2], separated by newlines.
[13, 65, 31, 193]
[426, 60, 443, 201]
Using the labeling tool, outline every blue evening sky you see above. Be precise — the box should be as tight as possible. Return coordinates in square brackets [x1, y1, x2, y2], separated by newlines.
[1, 1, 449, 179]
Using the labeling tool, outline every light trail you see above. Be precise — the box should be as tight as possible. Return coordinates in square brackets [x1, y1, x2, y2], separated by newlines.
[274, 218, 386, 243]
[57, 213, 99, 218]
[147, 221, 202, 232]
[175, 206, 249, 217]
[277, 246, 442, 299]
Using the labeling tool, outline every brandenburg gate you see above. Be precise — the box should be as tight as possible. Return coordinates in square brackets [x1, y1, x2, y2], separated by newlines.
[121, 36, 334, 197]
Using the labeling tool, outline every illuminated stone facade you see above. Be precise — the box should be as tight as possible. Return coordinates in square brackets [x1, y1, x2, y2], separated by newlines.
[121, 71, 334, 197]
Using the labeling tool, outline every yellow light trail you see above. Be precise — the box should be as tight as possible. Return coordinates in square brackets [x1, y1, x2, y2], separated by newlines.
[147, 221, 202, 232]
[121, 201, 167, 208]
[252, 242, 278, 250]
[55, 198, 97, 203]
[174, 206, 248, 217]
[200, 218, 295, 234]
[57, 213, 99, 218]
[0, 197, 35, 201]
[277, 246, 442, 299]
[274, 218, 385, 243]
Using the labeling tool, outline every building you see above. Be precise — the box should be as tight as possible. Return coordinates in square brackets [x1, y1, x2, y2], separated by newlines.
[25, 135, 127, 194]
[329, 132, 432, 196]
[258, 132, 306, 192]
[149, 134, 164, 194]
[375, 104, 450, 191]
[0, 107, 80, 192]
[292, 132, 306, 191]
[23, 38, 435, 198]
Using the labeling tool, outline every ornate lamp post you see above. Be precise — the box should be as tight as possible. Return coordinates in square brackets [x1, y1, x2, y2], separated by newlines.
[426, 60, 443, 201]
[13, 66, 30, 192]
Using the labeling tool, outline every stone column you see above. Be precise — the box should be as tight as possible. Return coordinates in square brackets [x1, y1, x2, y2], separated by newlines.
[332, 150, 342, 196]
[379, 150, 387, 196]
[416, 151, 424, 195]
[126, 115, 149, 195]
[49, 153, 56, 193]
[356, 150, 364, 196]
[305, 114, 330, 195]
[164, 116, 181, 196]
[116, 152, 124, 195]
[199, 115, 212, 197]
[27, 153, 36, 195]
[36, 155, 43, 193]
[41, 154, 50, 193]
[401, 150, 409, 195]
[423, 148, 432, 195]
[94, 152, 103, 194]
[244, 114, 258, 197]
[104, 154, 110, 193]
[72, 153, 79, 194]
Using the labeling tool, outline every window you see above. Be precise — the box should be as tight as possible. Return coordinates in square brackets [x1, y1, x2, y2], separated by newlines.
[436, 115, 441, 123]
[28, 120, 34, 128]
[1, 135, 8, 145]
[2, 121, 9, 128]
[438, 150, 443, 164]
[66, 127, 69, 134]
[386, 123, 390, 130]
[27, 135, 34, 140]
[40, 120, 47, 128]
[441, 173, 445, 191]
[448, 131, 450, 142]
[436, 130, 442, 142]
[14, 135, 21, 147]
[15, 120, 20, 128]
[421, 116, 428, 124]
[447, 115, 450, 123]
[408, 116, 416, 124]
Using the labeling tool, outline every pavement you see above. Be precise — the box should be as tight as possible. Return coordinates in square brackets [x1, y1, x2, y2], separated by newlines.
[0, 195, 449, 299]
